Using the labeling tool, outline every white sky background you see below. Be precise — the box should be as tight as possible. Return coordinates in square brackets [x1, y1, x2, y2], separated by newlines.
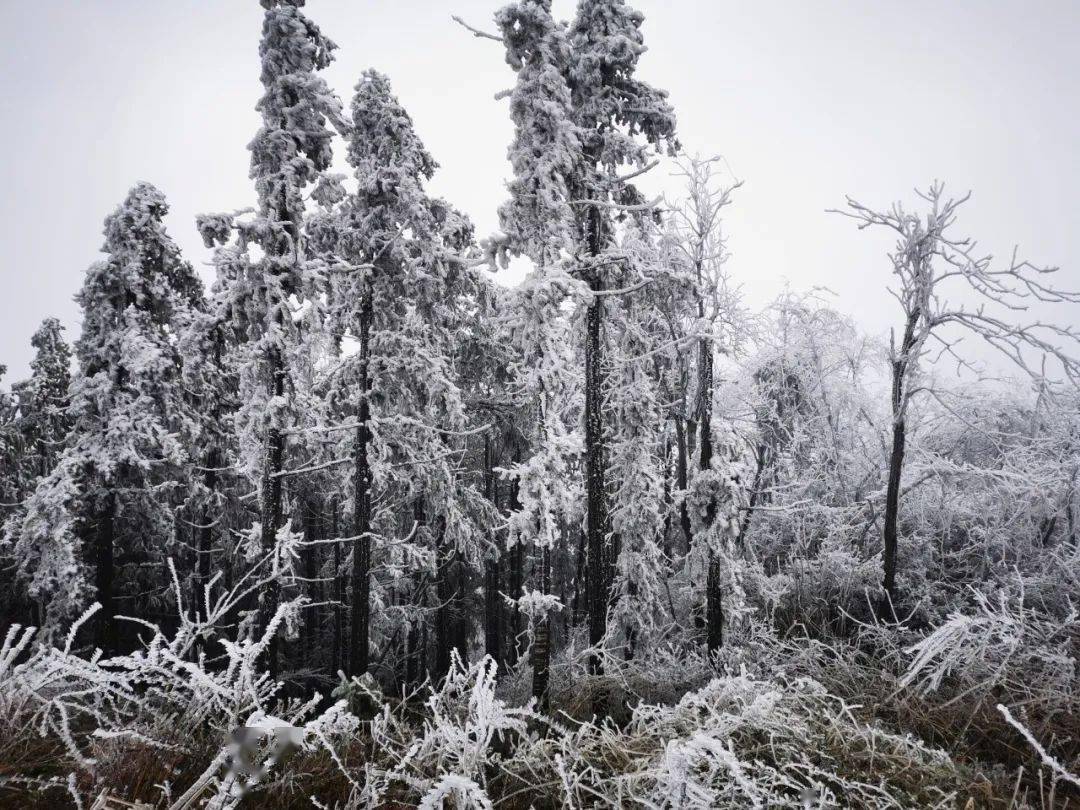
[1, 0, 1078, 382]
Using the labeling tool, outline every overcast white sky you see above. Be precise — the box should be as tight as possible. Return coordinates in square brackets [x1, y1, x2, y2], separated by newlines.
[1, 0, 1078, 381]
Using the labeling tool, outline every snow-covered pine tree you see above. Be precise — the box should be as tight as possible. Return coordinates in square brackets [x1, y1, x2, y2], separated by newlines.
[13, 319, 73, 485]
[604, 218, 683, 660]
[8, 183, 201, 647]
[0, 321, 75, 630]
[176, 258, 243, 638]
[0, 366, 18, 518]
[495, 0, 586, 709]
[197, 0, 343, 677]
[566, 0, 676, 675]
[316, 69, 480, 681]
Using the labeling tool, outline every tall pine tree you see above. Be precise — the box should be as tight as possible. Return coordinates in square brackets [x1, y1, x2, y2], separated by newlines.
[9, 183, 201, 647]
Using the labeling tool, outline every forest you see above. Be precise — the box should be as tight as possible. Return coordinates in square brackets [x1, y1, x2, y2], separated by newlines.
[0, 0, 1078, 807]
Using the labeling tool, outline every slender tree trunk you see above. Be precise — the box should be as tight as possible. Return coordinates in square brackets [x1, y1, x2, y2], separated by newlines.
[698, 336, 723, 654]
[585, 285, 608, 676]
[484, 558, 501, 664]
[95, 492, 117, 654]
[194, 451, 218, 658]
[348, 295, 373, 676]
[882, 409, 906, 610]
[405, 497, 426, 689]
[881, 309, 920, 616]
[573, 528, 586, 625]
[739, 444, 768, 541]
[483, 433, 502, 666]
[661, 435, 673, 560]
[435, 515, 453, 682]
[507, 455, 525, 667]
[1067, 463, 1077, 548]
[329, 497, 342, 678]
[302, 499, 320, 673]
[674, 417, 691, 555]
[257, 346, 286, 679]
[705, 557, 723, 650]
[196, 461, 217, 612]
[531, 545, 552, 712]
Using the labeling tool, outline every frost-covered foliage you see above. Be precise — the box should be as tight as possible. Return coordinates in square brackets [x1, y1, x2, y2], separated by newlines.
[5, 184, 202, 636]
[8, 601, 1072, 808]
[3, 1, 1080, 807]
[0, 570, 360, 809]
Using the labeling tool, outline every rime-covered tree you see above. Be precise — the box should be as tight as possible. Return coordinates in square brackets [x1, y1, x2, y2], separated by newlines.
[13, 319, 73, 485]
[567, 0, 677, 674]
[197, 0, 342, 677]
[668, 156, 742, 652]
[836, 184, 1080, 614]
[8, 183, 201, 646]
[313, 70, 481, 680]
[177, 263, 242, 635]
[495, 0, 585, 708]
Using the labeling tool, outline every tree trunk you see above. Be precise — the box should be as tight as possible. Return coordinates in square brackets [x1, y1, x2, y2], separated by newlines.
[194, 450, 218, 658]
[881, 309, 920, 616]
[531, 545, 552, 712]
[348, 295, 373, 676]
[674, 417, 691, 555]
[302, 499, 320, 674]
[585, 289, 608, 676]
[507, 455, 525, 668]
[405, 497, 426, 689]
[95, 492, 117, 654]
[705, 556, 723, 651]
[573, 527, 586, 625]
[882, 409, 906, 611]
[698, 336, 723, 654]
[329, 497, 342, 679]
[435, 515, 453, 682]
[483, 433, 502, 666]
[739, 443, 768, 541]
[257, 346, 286, 679]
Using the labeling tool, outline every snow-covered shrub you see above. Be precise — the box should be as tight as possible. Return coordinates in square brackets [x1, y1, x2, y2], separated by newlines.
[348, 652, 536, 808]
[0, 565, 358, 808]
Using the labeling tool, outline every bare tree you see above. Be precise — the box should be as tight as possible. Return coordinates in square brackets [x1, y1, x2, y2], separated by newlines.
[669, 156, 743, 652]
[835, 182, 1080, 613]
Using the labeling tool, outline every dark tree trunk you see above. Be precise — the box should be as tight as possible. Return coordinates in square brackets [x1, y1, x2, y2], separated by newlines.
[302, 499, 320, 672]
[531, 545, 552, 712]
[257, 346, 286, 679]
[573, 528, 586, 625]
[194, 450, 218, 658]
[435, 515, 453, 682]
[698, 336, 723, 654]
[95, 492, 117, 654]
[348, 295, 373, 676]
[585, 288, 608, 676]
[705, 556, 723, 651]
[483, 433, 502, 666]
[882, 410, 906, 611]
[405, 497, 426, 689]
[484, 558, 501, 664]
[674, 417, 691, 555]
[507, 457, 525, 668]
[739, 444, 768, 541]
[881, 309, 920, 616]
[661, 435, 673, 560]
[329, 497, 342, 679]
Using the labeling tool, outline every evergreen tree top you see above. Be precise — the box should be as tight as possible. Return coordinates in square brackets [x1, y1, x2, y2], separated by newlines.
[349, 70, 437, 201]
[250, 0, 341, 225]
[496, 0, 579, 267]
[569, 0, 676, 166]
